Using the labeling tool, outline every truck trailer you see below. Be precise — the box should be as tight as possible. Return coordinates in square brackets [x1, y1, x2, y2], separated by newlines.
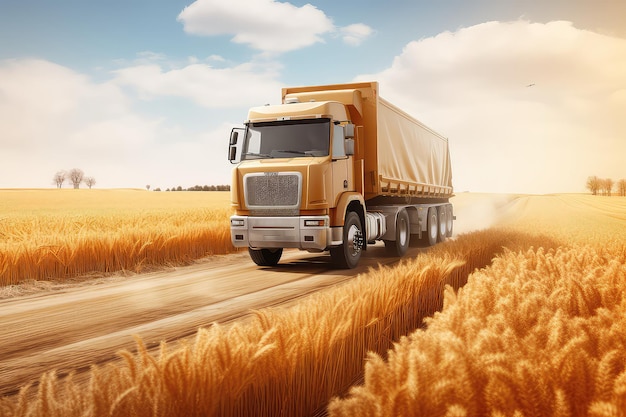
[228, 81, 453, 269]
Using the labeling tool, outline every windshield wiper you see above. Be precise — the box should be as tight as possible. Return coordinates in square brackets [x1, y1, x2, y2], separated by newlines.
[244, 152, 272, 159]
[272, 150, 307, 155]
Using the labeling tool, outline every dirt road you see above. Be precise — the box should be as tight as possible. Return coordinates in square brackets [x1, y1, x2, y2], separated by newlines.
[0, 243, 407, 397]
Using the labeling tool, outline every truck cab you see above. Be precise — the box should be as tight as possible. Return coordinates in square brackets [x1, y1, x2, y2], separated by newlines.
[229, 97, 366, 268]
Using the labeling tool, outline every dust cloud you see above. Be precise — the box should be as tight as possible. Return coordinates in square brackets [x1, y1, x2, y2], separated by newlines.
[450, 193, 518, 235]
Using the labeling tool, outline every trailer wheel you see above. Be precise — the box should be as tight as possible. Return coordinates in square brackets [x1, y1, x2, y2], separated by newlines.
[385, 209, 410, 257]
[437, 206, 447, 242]
[330, 211, 363, 269]
[422, 207, 438, 246]
[445, 204, 454, 237]
[248, 248, 283, 266]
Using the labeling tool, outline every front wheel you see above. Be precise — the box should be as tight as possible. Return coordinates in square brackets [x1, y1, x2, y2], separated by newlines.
[330, 211, 363, 269]
[248, 248, 283, 266]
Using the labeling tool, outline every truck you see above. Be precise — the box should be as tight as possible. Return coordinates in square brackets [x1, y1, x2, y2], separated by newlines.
[228, 81, 453, 269]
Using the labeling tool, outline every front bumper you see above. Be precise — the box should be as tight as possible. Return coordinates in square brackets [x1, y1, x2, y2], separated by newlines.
[230, 215, 330, 250]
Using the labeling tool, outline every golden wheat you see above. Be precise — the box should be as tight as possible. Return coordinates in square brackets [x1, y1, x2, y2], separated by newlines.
[0, 190, 235, 286]
[0, 228, 561, 417]
[329, 244, 626, 416]
[2, 194, 625, 416]
[329, 195, 626, 416]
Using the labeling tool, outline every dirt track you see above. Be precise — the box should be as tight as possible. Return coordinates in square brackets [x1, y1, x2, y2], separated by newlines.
[0, 243, 409, 397]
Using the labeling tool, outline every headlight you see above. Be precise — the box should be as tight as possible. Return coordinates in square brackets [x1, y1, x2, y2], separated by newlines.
[304, 219, 326, 227]
[231, 218, 245, 227]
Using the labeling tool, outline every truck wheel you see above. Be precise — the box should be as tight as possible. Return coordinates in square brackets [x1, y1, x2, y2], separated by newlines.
[330, 211, 363, 269]
[445, 204, 454, 237]
[384, 209, 410, 257]
[437, 206, 447, 242]
[422, 207, 438, 246]
[248, 248, 283, 266]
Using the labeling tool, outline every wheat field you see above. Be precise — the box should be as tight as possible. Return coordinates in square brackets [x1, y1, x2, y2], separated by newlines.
[329, 195, 626, 417]
[0, 189, 234, 286]
[1, 193, 625, 416]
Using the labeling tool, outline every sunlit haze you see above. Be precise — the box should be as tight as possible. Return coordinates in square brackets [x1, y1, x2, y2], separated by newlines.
[1, 0, 625, 194]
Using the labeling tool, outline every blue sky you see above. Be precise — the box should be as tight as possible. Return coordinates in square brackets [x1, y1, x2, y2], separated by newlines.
[1, 0, 625, 193]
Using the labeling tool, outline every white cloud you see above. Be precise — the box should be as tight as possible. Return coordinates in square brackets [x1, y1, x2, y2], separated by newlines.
[113, 60, 283, 108]
[136, 51, 167, 62]
[207, 54, 225, 62]
[177, 0, 334, 53]
[340, 23, 374, 46]
[357, 20, 626, 194]
[0, 59, 165, 188]
[0, 59, 146, 153]
[0, 58, 276, 188]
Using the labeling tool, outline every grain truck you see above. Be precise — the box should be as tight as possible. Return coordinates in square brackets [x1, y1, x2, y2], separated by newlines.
[228, 81, 453, 268]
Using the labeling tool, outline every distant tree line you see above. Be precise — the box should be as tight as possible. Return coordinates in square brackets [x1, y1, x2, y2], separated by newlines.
[53, 169, 96, 189]
[52, 173, 228, 191]
[151, 185, 230, 192]
[586, 176, 626, 196]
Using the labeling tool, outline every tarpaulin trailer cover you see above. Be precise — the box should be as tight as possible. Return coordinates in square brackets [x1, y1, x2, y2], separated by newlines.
[374, 97, 453, 199]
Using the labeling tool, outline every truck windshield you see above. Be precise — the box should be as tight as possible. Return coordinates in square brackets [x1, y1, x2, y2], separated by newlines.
[243, 118, 330, 160]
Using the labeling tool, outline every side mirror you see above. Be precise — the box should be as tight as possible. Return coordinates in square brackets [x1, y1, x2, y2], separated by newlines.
[343, 123, 355, 139]
[230, 130, 239, 146]
[228, 128, 245, 163]
[345, 139, 355, 156]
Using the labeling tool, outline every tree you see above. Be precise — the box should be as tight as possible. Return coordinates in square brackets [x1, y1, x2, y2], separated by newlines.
[586, 176, 600, 195]
[84, 177, 96, 189]
[53, 171, 66, 188]
[146, 185, 151, 191]
[617, 179, 626, 197]
[69, 168, 84, 189]
[602, 178, 614, 196]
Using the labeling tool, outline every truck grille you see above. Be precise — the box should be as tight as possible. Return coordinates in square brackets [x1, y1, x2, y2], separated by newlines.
[244, 172, 302, 215]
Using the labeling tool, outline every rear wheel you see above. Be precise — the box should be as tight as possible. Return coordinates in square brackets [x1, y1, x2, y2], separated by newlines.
[385, 209, 410, 257]
[330, 211, 363, 269]
[248, 248, 283, 266]
[437, 206, 447, 243]
[422, 207, 438, 246]
[445, 204, 454, 237]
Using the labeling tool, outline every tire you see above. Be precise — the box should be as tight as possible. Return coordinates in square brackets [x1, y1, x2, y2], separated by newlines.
[384, 209, 410, 257]
[248, 248, 283, 266]
[330, 211, 363, 269]
[445, 204, 454, 237]
[437, 206, 447, 243]
[422, 207, 438, 246]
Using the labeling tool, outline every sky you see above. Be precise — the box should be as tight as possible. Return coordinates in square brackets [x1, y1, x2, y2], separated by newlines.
[1, 0, 625, 194]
